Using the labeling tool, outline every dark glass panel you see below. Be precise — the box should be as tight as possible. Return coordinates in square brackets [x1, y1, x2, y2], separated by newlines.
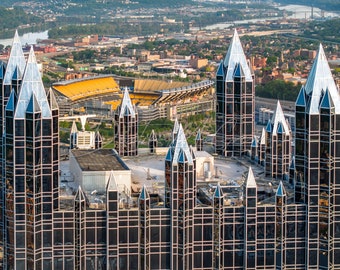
[247, 188, 256, 197]
[15, 148, 24, 164]
[43, 231, 52, 247]
[42, 120, 51, 136]
[203, 252, 212, 267]
[35, 118, 41, 137]
[15, 120, 24, 136]
[15, 176, 25, 193]
[26, 119, 33, 138]
[119, 228, 127, 243]
[310, 115, 319, 131]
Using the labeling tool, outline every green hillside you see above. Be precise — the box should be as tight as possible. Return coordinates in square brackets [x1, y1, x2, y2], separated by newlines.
[0, 6, 42, 31]
[302, 18, 340, 43]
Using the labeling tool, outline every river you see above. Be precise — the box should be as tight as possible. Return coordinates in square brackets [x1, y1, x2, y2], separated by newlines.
[204, 4, 340, 30]
[0, 30, 48, 47]
[277, 4, 339, 19]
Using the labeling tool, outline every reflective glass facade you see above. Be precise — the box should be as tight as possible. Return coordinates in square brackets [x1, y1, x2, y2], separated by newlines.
[294, 45, 340, 269]
[1, 35, 340, 270]
[0, 31, 26, 255]
[216, 30, 255, 157]
[114, 89, 138, 156]
[265, 101, 292, 180]
[2, 48, 59, 269]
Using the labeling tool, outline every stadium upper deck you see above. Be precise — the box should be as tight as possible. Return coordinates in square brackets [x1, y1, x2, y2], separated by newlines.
[134, 79, 189, 92]
[53, 75, 120, 102]
[52, 75, 214, 112]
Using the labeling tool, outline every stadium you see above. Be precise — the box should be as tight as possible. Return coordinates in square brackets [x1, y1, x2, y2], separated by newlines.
[52, 75, 215, 121]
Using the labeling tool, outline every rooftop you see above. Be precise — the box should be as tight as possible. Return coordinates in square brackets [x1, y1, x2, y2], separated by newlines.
[60, 150, 293, 210]
[71, 149, 129, 171]
[124, 150, 250, 194]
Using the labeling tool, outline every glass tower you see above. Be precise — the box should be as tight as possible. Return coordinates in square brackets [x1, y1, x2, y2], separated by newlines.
[165, 123, 196, 269]
[216, 29, 255, 157]
[3, 47, 59, 269]
[265, 100, 292, 180]
[0, 31, 26, 250]
[114, 88, 138, 156]
[295, 44, 340, 269]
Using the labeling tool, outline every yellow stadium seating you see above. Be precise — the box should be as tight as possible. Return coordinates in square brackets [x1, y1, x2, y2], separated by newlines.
[53, 77, 120, 102]
[53, 77, 204, 111]
[134, 79, 189, 92]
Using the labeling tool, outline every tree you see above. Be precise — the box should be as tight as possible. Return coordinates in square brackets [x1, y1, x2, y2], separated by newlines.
[266, 56, 277, 67]
[256, 80, 301, 101]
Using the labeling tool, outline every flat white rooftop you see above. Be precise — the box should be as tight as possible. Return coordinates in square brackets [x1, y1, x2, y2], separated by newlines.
[123, 154, 249, 194]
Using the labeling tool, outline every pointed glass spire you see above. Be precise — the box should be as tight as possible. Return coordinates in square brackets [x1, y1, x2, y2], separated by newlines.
[233, 62, 244, 78]
[277, 122, 283, 134]
[266, 119, 272, 133]
[178, 149, 186, 163]
[165, 147, 173, 161]
[260, 127, 266, 145]
[4, 30, 26, 85]
[216, 61, 225, 77]
[245, 167, 257, 188]
[26, 93, 41, 113]
[223, 29, 253, 82]
[0, 61, 6, 79]
[276, 181, 286, 197]
[106, 170, 118, 191]
[5, 90, 17, 112]
[214, 182, 224, 198]
[272, 100, 290, 135]
[124, 106, 130, 116]
[14, 46, 52, 119]
[119, 87, 136, 118]
[296, 88, 306, 107]
[172, 124, 193, 165]
[303, 44, 340, 114]
[139, 185, 150, 200]
[47, 88, 59, 110]
[75, 186, 87, 203]
[172, 118, 180, 140]
[12, 66, 21, 81]
[319, 88, 334, 110]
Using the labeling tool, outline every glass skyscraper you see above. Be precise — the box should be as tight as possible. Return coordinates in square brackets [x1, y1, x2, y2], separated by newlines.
[0, 31, 27, 251]
[3, 46, 59, 269]
[215, 29, 255, 157]
[295, 44, 340, 269]
[0, 33, 340, 270]
[114, 87, 138, 156]
[265, 100, 292, 180]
